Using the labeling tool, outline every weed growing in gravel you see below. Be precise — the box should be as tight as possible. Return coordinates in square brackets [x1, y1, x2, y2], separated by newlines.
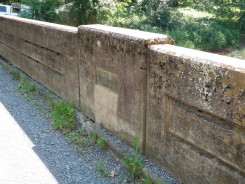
[67, 128, 93, 148]
[123, 150, 143, 178]
[96, 161, 110, 177]
[123, 135, 143, 178]
[52, 100, 76, 131]
[140, 175, 165, 184]
[9, 68, 20, 80]
[66, 128, 109, 155]
[17, 75, 36, 99]
[46, 90, 56, 107]
[132, 134, 140, 152]
[123, 135, 163, 183]
[11, 69, 54, 113]
[97, 136, 106, 149]
[91, 132, 107, 149]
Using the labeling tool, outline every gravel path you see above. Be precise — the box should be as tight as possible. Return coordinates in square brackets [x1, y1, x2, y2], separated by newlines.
[0, 62, 130, 184]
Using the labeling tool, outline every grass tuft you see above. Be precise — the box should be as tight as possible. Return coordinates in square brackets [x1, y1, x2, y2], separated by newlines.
[51, 100, 76, 131]
[9, 68, 20, 80]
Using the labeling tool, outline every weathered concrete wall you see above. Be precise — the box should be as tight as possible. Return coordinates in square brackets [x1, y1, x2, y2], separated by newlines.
[78, 25, 173, 146]
[0, 15, 79, 106]
[0, 15, 244, 184]
[146, 44, 245, 183]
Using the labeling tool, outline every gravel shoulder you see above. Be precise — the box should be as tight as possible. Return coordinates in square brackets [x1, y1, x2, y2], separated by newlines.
[0, 58, 180, 184]
[0, 60, 128, 184]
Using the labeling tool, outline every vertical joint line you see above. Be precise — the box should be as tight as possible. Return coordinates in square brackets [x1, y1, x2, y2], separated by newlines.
[142, 45, 148, 154]
[77, 38, 81, 110]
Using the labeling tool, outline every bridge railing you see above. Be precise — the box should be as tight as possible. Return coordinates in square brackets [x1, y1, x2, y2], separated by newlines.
[0, 15, 244, 183]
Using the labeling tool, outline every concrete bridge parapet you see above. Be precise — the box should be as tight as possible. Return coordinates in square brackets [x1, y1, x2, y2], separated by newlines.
[0, 15, 244, 184]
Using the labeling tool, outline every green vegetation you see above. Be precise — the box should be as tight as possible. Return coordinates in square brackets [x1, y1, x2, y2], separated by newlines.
[123, 135, 143, 178]
[122, 135, 165, 183]
[66, 128, 93, 148]
[99, 0, 244, 51]
[9, 67, 20, 80]
[11, 69, 54, 109]
[51, 100, 76, 131]
[123, 150, 143, 178]
[91, 131, 107, 149]
[20, 0, 63, 22]
[0, 0, 21, 4]
[141, 175, 158, 184]
[15, 0, 244, 52]
[67, 0, 98, 25]
[17, 75, 36, 99]
[67, 129, 84, 146]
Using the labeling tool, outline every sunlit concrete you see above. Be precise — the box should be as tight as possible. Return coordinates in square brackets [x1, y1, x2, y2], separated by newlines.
[0, 102, 58, 184]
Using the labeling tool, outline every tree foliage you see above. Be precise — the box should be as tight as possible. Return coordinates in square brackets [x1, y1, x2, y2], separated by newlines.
[68, 0, 99, 25]
[15, 0, 244, 51]
[0, 0, 21, 4]
[100, 0, 243, 50]
[20, 0, 62, 23]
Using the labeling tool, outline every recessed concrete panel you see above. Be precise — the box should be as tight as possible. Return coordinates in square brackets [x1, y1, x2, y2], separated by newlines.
[96, 68, 118, 93]
[166, 97, 244, 172]
[146, 44, 245, 183]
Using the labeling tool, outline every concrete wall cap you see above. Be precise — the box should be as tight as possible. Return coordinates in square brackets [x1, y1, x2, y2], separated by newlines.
[0, 15, 78, 33]
[78, 24, 173, 45]
[150, 44, 245, 72]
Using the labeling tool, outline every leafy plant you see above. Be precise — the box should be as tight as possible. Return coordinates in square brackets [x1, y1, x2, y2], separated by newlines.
[123, 151, 143, 178]
[51, 100, 76, 131]
[122, 135, 143, 178]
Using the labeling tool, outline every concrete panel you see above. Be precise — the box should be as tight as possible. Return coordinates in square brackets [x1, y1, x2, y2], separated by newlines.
[21, 40, 66, 75]
[96, 68, 118, 93]
[0, 42, 66, 97]
[167, 97, 244, 172]
[0, 30, 22, 50]
[146, 44, 245, 183]
[0, 15, 77, 57]
[0, 16, 80, 106]
[155, 133, 244, 184]
[78, 24, 173, 147]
